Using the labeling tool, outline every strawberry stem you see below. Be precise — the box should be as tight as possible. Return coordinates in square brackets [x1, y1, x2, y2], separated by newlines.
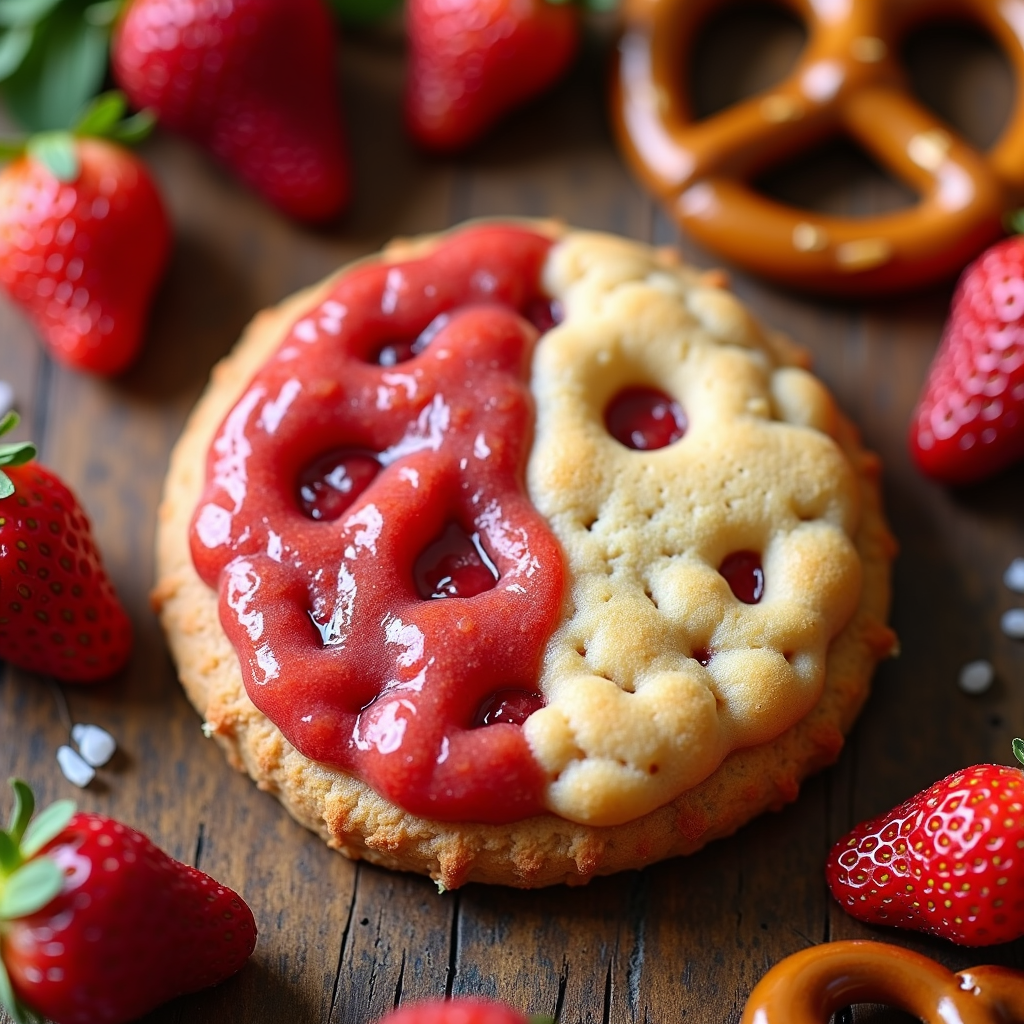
[0, 413, 36, 500]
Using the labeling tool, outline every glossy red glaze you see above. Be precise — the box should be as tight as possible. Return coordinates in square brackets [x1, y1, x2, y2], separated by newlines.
[605, 386, 686, 450]
[414, 522, 499, 599]
[719, 551, 764, 604]
[190, 226, 564, 822]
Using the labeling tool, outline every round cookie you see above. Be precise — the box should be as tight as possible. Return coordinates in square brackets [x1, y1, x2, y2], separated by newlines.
[154, 221, 897, 889]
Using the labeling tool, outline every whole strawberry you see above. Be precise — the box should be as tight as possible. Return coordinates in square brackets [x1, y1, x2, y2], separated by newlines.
[0, 412, 132, 683]
[826, 741, 1024, 946]
[910, 234, 1024, 484]
[112, 0, 351, 222]
[377, 997, 547, 1024]
[0, 96, 170, 377]
[0, 780, 257, 1024]
[405, 0, 579, 152]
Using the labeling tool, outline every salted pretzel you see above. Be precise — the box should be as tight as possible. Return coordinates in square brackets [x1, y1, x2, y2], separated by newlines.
[611, 0, 1024, 295]
[740, 941, 1024, 1024]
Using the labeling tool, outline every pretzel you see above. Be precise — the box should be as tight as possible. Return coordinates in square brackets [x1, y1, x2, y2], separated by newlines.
[610, 0, 1024, 295]
[739, 940, 1024, 1024]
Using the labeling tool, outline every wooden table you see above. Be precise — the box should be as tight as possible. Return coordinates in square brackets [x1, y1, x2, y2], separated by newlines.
[3, 11, 1024, 1023]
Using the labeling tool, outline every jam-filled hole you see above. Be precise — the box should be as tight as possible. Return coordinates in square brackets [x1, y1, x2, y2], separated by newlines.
[523, 297, 564, 334]
[297, 450, 380, 521]
[693, 647, 712, 667]
[719, 550, 765, 604]
[605, 386, 687, 450]
[414, 522, 499, 599]
[373, 312, 450, 366]
[474, 689, 545, 727]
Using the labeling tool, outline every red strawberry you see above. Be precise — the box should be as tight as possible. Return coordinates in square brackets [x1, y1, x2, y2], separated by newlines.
[377, 997, 542, 1024]
[0, 133, 170, 376]
[112, 0, 351, 222]
[910, 235, 1024, 484]
[0, 413, 132, 683]
[405, 0, 579, 152]
[826, 742, 1024, 946]
[0, 780, 257, 1024]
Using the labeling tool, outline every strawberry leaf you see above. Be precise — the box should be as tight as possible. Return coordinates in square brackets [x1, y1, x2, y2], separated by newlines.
[20, 799, 74, 857]
[26, 129, 77, 181]
[0, 856, 62, 918]
[73, 87, 125, 136]
[110, 108, 155, 145]
[0, 955, 40, 1024]
[0, 26, 32, 81]
[0, 831, 19, 873]
[6, 780, 33, 843]
[84, 0, 119, 25]
[1013, 737, 1024, 767]
[0, 0, 61, 27]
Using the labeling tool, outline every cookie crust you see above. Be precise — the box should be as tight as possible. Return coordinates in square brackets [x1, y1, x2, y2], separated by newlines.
[154, 223, 896, 888]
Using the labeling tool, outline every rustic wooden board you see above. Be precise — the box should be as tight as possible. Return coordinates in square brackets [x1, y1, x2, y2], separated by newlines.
[3, 10, 1024, 1024]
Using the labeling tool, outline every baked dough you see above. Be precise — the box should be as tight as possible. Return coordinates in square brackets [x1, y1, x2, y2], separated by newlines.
[153, 222, 897, 888]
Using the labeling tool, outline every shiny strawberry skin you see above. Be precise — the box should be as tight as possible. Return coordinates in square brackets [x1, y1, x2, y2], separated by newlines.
[910, 237, 1024, 484]
[0, 461, 132, 683]
[112, 0, 350, 222]
[1, 813, 257, 1024]
[0, 139, 170, 376]
[405, 0, 579, 152]
[379, 998, 530, 1024]
[826, 764, 1024, 946]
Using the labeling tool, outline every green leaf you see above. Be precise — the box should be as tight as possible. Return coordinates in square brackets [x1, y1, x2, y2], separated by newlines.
[0, 440, 36, 467]
[6, 780, 33, 843]
[0, 411, 18, 437]
[1, 6, 109, 131]
[110, 107, 155, 145]
[21, 799, 74, 858]
[0, 830, 19, 873]
[0, 954, 38, 1024]
[0, 0, 61, 28]
[0, 856, 62, 918]
[26, 129, 77, 181]
[1006, 210, 1024, 237]
[73, 88, 125, 136]
[0, 25, 31, 81]
[84, 0, 121, 26]
[0, 473, 12, 498]
[1013, 737, 1024, 767]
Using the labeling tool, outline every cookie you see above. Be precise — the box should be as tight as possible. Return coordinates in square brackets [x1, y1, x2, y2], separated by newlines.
[153, 221, 897, 888]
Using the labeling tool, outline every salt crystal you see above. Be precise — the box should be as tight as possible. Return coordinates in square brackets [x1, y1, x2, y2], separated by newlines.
[0, 381, 13, 419]
[1001, 608, 1024, 639]
[1005, 558, 1024, 593]
[57, 745, 95, 788]
[958, 659, 994, 695]
[71, 723, 116, 767]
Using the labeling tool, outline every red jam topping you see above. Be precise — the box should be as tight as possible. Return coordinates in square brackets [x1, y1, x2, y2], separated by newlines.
[720, 551, 765, 604]
[190, 226, 564, 823]
[605, 386, 687, 450]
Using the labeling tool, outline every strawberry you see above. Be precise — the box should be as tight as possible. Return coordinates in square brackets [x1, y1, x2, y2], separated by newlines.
[0, 412, 132, 683]
[0, 780, 257, 1024]
[909, 234, 1024, 484]
[0, 95, 170, 377]
[377, 998, 547, 1024]
[405, 0, 579, 152]
[826, 741, 1024, 946]
[111, 0, 351, 223]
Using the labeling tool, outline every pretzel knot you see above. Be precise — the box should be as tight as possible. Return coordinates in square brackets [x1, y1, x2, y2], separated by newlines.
[739, 941, 1024, 1024]
[611, 0, 1024, 295]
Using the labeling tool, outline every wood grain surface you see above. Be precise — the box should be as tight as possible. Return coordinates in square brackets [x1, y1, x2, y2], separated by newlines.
[2, 9, 1024, 1024]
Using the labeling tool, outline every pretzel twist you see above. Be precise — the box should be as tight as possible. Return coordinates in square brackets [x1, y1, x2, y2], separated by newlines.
[739, 941, 1024, 1024]
[611, 0, 1024, 295]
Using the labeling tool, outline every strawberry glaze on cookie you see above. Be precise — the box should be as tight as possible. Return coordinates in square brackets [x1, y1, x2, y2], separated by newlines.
[189, 226, 564, 823]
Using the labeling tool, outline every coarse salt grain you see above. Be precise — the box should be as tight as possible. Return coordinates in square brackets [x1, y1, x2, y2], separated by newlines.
[1001, 608, 1024, 639]
[1005, 558, 1024, 593]
[71, 723, 116, 767]
[958, 659, 994, 695]
[57, 745, 95, 788]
